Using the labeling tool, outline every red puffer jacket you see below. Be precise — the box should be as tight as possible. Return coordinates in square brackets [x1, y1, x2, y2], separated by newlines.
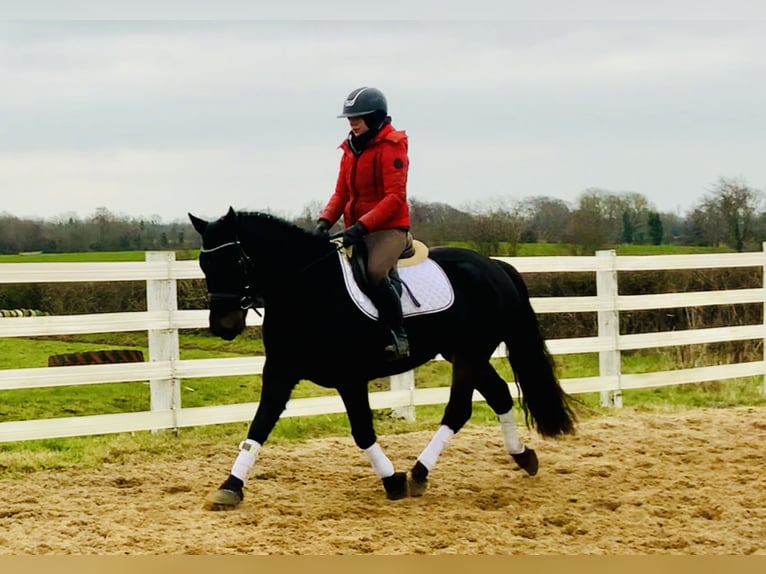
[319, 123, 410, 232]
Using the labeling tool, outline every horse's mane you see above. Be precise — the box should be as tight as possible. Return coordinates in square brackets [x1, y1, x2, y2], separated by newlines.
[235, 210, 333, 251]
[236, 211, 311, 236]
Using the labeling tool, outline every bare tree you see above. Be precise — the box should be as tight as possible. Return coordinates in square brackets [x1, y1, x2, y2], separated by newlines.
[294, 200, 328, 232]
[699, 177, 764, 252]
[519, 196, 572, 243]
[566, 194, 612, 254]
[459, 198, 525, 256]
[408, 198, 471, 245]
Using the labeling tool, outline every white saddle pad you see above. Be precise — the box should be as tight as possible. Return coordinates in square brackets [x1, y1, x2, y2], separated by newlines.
[338, 251, 455, 320]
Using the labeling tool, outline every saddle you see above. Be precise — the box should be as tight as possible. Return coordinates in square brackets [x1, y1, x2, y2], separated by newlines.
[343, 232, 429, 298]
[335, 234, 454, 319]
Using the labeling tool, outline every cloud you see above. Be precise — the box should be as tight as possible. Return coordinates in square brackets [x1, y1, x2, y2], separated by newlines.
[1, 19, 764, 220]
[0, 145, 340, 221]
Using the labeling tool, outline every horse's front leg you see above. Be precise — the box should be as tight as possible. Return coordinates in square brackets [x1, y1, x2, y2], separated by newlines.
[408, 356, 475, 496]
[205, 363, 297, 511]
[337, 382, 408, 500]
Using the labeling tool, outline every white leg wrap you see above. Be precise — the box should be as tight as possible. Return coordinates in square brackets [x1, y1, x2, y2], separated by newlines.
[363, 442, 395, 479]
[230, 439, 261, 483]
[417, 424, 455, 471]
[498, 410, 525, 454]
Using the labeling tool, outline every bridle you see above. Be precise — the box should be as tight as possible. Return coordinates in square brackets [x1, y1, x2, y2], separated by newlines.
[200, 240, 261, 315]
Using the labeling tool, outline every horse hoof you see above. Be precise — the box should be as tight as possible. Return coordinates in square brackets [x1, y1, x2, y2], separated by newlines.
[408, 475, 428, 497]
[203, 488, 243, 511]
[512, 448, 539, 476]
[382, 472, 408, 500]
[408, 460, 429, 497]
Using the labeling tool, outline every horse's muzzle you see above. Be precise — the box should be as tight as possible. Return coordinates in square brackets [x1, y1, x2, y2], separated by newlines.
[209, 309, 246, 340]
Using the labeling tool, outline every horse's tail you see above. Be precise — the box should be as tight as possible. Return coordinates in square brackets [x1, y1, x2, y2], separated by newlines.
[495, 259, 576, 437]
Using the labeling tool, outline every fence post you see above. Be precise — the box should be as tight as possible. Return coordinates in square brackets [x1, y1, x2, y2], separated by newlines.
[390, 370, 416, 421]
[763, 243, 766, 398]
[596, 249, 622, 407]
[146, 251, 181, 430]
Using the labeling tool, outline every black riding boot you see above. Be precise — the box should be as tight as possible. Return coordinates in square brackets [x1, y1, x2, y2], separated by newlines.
[369, 278, 410, 361]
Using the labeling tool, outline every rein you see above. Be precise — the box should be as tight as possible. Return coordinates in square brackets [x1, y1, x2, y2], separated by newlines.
[200, 241, 239, 253]
[202, 236, 343, 315]
[298, 238, 343, 274]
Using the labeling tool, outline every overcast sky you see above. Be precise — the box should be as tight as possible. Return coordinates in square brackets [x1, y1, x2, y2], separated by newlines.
[2, 7, 764, 222]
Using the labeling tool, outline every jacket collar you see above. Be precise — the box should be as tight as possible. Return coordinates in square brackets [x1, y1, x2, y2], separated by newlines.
[340, 122, 397, 152]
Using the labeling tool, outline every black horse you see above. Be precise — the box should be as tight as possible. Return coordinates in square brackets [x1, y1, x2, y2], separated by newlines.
[189, 207, 576, 510]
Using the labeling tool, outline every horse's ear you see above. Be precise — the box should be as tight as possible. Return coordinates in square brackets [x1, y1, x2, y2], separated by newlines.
[188, 213, 208, 235]
[225, 206, 237, 221]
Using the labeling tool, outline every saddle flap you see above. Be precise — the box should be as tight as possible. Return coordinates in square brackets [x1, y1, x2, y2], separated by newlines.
[337, 250, 454, 320]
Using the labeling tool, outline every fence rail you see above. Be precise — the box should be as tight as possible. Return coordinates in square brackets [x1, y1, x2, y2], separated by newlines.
[1, 248, 765, 443]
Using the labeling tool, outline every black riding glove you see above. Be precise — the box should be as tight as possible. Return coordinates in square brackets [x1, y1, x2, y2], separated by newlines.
[342, 221, 367, 247]
[315, 218, 331, 237]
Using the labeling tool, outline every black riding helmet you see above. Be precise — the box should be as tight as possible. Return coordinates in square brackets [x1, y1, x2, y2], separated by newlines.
[338, 86, 388, 118]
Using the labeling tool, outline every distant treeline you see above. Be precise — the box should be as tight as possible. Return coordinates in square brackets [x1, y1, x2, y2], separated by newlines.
[2, 176, 764, 254]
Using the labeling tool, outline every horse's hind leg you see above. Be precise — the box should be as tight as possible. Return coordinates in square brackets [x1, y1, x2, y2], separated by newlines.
[473, 362, 538, 476]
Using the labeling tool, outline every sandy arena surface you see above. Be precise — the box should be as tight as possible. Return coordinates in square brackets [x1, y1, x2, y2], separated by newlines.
[1, 405, 765, 555]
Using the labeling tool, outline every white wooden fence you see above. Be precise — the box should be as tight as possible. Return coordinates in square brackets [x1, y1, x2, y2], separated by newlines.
[1, 248, 765, 444]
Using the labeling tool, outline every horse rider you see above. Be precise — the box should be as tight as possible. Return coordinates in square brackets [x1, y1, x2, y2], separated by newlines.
[315, 86, 411, 361]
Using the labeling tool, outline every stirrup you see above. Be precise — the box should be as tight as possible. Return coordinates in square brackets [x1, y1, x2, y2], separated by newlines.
[383, 332, 410, 360]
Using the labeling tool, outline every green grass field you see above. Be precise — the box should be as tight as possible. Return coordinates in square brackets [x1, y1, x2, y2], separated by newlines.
[0, 249, 199, 263]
